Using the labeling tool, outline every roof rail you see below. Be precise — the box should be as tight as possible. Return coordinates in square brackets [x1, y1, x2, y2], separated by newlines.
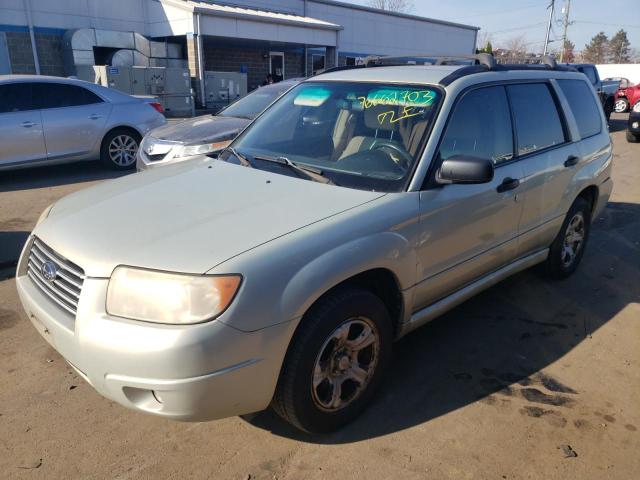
[364, 53, 496, 70]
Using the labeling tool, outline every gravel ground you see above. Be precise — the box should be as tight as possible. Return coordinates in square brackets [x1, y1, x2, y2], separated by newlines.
[0, 114, 638, 479]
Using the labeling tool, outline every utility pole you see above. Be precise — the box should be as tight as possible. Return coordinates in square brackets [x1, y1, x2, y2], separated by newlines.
[559, 0, 572, 62]
[543, 0, 555, 56]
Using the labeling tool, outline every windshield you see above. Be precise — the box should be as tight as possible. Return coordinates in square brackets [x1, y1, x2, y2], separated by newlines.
[219, 83, 294, 119]
[225, 81, 442, 192]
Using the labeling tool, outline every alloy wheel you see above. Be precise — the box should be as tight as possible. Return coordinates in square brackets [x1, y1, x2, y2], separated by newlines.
[561, 212, 585, 268]
[311, 317, 380, 411]
[108, 134, 138, 167]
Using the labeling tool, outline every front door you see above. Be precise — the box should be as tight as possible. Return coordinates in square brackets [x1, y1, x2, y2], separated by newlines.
[0, 82, 47, 167]
[270, 52, 284, 82]
[414, 85, 524, 309]
[34, 82, 110, 160]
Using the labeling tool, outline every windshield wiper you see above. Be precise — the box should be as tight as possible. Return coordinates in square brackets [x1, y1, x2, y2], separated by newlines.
[220, 147, 253, 168]
[253, 155, 335, 185]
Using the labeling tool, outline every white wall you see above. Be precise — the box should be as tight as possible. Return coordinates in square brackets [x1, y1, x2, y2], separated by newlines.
[0, 0, 150, 33]
[596, 64, 640, 86]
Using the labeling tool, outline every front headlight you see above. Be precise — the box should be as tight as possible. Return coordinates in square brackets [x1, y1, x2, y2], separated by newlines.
[633, 102, 640, 113]
[36, 204, 54, 227]
[174, 140, 232, 158]
[106, 267, 241, 324]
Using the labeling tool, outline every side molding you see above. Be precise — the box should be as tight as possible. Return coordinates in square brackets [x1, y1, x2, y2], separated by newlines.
[398, 249, 549, 338]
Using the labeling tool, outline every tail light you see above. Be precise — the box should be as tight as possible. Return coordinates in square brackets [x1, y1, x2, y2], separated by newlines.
[148, 102, 164, 114]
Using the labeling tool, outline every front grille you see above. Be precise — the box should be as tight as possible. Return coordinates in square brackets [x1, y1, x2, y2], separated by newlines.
[26, 238, 85, 317]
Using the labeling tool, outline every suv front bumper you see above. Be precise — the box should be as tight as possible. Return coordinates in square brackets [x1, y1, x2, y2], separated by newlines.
[16, 265, 295, 422]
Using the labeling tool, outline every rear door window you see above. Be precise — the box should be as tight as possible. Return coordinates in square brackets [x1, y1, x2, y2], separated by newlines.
[507, 83, 565, 156]
[33, 83, 104, 109]
[439, 85, 514, 165]
[0, 83, 34, 113]
[557, 79, 601, 139]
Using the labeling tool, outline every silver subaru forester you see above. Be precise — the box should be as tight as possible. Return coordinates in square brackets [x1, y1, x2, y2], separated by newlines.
[17, 55, 612, 433]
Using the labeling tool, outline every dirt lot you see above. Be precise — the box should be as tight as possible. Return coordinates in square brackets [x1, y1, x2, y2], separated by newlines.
[0, 114, 638, 479]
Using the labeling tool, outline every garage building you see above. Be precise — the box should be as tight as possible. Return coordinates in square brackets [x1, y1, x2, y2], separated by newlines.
[0, 0, 478, 106]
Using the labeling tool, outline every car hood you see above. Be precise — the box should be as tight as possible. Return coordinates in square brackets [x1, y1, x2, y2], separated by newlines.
[35, 161, 385, 277]
[149, 115, 250, 144]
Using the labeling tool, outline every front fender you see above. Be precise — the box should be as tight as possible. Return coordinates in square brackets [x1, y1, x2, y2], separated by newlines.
[280, 231, 416, 323]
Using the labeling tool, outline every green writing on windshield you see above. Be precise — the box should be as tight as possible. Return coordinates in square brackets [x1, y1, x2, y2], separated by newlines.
[358, 89, 436, 109]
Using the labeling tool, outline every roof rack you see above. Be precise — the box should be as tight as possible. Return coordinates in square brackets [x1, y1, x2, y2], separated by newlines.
[318, 54, 577, 84]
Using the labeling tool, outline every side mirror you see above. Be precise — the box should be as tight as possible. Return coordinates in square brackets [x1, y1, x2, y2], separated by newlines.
[437, 154, 494, 185]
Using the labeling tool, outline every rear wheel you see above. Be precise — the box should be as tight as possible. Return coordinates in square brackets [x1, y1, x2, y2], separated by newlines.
[614, 98, 629, 113]
[101, 128, 141, 170]
[271, 287, 393, 433]
[544, 197, 591, 279]
[627, 130, 640, 143]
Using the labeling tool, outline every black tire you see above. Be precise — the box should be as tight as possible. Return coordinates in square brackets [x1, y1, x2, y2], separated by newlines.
[271, 287, 393, 433]
[100, 128, 141, 170]
[627, 130, 640, 143]
[544, 196, 591, 279]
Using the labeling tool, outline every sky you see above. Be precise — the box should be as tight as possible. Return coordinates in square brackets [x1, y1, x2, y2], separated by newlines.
[349, 0, 640, 53]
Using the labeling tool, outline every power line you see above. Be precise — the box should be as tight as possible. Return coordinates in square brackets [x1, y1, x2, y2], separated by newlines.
[543, 0, 556, 55]
[573, 20, 640, 29]
[491, 22, 547, 36]
[559, 0, 572, 62]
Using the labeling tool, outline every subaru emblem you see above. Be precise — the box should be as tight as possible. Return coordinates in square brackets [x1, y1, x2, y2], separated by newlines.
[41, 261, 58, 283]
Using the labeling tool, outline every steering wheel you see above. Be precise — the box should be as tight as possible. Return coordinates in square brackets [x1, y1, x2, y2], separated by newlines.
[371, 142, 412, 171]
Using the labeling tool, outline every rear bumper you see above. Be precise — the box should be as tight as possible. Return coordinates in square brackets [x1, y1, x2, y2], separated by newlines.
[16, 270, 296, 421]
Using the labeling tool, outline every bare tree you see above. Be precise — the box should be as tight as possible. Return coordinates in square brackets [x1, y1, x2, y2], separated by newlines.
[496, 35, 528, 63]
[367, 0, 414, 13]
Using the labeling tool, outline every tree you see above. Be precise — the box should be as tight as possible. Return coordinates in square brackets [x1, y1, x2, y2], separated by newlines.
[561, 39, 575, 63]
[609, 29, 631, 63]
[367, 0, 414, 12]
[583, 32, 609, 64]
[477, 31, 493, 52]
[501, 35, 528, 63]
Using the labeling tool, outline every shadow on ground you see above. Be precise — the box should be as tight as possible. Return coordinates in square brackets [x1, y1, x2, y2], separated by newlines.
[608, 114, 628, 133]
[0, 161, 131, 193]
[0, 231, 29, 275]
[246, 201, 640, 443]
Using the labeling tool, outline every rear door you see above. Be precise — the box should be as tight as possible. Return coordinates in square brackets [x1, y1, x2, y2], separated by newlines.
[0, 82, 47, 167]
[414, 85, 524, 308]
[506, 82, 579, 256]
[35, 83, 110, 160]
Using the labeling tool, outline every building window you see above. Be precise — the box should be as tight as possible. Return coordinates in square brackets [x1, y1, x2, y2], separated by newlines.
[312, 54, 325, 75]
[345, 57, 356, 66]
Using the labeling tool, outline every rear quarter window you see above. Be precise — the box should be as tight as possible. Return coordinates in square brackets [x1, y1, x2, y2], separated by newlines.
[557, 79, 602, 139]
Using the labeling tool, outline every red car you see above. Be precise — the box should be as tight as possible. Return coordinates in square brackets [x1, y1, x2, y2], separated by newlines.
[614, 78, 639, 113]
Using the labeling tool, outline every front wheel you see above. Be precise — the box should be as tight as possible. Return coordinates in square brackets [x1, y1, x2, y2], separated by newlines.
[614, 98, 629, 113]
[101, 128, 141, 170]
[271, 287, 393, 433]
[544, 197, 591, 279]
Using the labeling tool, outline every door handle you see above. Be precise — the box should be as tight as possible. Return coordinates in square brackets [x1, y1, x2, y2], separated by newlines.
[88, 114, 102, 120]
[497, 177, 520, 193]
[564, 155, 580, 167]
[21, 121, 36, 128]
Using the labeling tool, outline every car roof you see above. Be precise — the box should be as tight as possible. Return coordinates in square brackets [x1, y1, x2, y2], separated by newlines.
[0, 74, 96, 86]
[310, 65, 461, 85]
[309, 64, 584, 87]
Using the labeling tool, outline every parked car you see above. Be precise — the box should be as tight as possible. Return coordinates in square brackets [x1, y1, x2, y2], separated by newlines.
[627, 101, 640, 143]
[565, 64, 617, 120]
[0, 75, 166, 171]
[614, 79, 639, 114]
[17, 55, 612, 433]
[136, 79, 301, 171]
